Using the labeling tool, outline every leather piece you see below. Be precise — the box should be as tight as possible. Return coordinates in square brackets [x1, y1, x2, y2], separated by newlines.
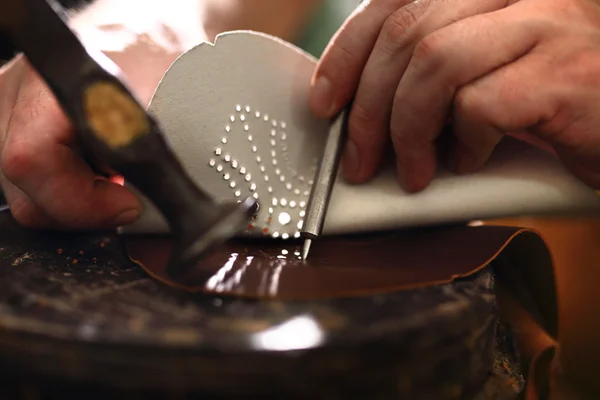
[123, 217, 600, 398]
[495, 279, 558, 398]
[486, 217, 600, 398]
[123, 225, 550, 300]
[527, 347, 556, 400]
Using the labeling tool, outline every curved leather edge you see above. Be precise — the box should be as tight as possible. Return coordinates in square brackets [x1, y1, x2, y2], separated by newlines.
[489, 217, 600, 399]
[122, 220, 600, 398]
[123, 226, 544, 301]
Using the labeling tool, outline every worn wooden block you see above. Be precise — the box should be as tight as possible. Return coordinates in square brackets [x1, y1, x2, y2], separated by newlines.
[0, 211, 522, 399]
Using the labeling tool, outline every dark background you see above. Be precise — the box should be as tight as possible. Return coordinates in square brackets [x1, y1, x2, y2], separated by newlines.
[0, 0, 95, 62]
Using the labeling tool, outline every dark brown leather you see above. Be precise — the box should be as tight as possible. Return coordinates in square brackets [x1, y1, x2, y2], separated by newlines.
[125, 225, 545, 300]
[486, 217, 600, 399]
[123, 217, 600, 399]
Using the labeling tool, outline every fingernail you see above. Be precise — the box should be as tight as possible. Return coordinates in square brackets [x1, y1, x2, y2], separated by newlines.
[342, 140, 360, 180]
[112, 209, 140, 226]
[398, 156, 428, 193]
[310, 76, 335, 116]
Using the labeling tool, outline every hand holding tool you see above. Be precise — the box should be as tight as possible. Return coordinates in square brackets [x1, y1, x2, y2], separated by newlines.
[0, 0, 257, 277]
[301, 0, 363, 259]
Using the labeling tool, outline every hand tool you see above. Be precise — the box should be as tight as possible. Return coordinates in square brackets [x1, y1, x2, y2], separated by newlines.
[301, 110, 348, 260]
[0, 0, 258, 277]
[300, 0, 364, 260]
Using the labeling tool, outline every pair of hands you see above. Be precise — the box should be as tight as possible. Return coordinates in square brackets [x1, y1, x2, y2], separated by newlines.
[2, 0, 600, 231]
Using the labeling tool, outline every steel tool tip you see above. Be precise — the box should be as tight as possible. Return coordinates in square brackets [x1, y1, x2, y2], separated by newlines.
[302, 239, 312, 261]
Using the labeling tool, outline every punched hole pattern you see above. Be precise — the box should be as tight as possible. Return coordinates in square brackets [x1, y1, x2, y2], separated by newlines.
[207, 105, 317, 239]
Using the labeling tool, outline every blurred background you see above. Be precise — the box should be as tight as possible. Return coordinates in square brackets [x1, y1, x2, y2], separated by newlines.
[0, 0, 355, 63]
[0, 0, 356, 106]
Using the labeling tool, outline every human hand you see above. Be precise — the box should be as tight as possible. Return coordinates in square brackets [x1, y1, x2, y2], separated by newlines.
[0, 55, 142, 230]
[0, 0, 199, 230]
[310, 0, 600, 192]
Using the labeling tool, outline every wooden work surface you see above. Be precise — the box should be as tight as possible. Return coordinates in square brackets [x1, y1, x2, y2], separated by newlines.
[0, 210, 523, 399]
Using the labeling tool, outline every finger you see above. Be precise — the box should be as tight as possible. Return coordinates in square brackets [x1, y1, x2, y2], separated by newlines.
[448, 112, 505, 175]
[309, 0, 413, 118]
[0, 175, 58, 228]
[2, 73, 142, 230]
[450, 49, 600, 189]
[506, 130, 556, 156]
[345, 0, 510, 183]
[391, 4, 542, 192]
[448, 53, 557, 174]
[448, 52, 561, 174]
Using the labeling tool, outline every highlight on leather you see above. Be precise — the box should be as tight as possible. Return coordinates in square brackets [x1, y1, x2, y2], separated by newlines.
[122, 224, 549, 300]
[121, 217, 600, 399]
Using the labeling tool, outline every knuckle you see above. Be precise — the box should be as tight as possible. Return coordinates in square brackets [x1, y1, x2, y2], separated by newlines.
[497, 86, 522, 112]
[322, 19, 358, 68]
[454, 87, 501, 148]
[381, 3, 426, 51]
[563, 50, 600, 88]
[389, 113, 410, 146]
[411, 31, 446, 70]
[348, 103, 376, 146]
[328, 40, 354, 68]
[454, 86, 480, 116]
[1, 134, 36, 185]
[318, 37, 356, 86]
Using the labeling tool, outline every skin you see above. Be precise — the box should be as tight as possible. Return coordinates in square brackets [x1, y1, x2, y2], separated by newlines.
[0, 55, 142, 230]
[5, 0, 600, 228]
[0, 0, 318, 230]
[309, 0, 600, 194]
